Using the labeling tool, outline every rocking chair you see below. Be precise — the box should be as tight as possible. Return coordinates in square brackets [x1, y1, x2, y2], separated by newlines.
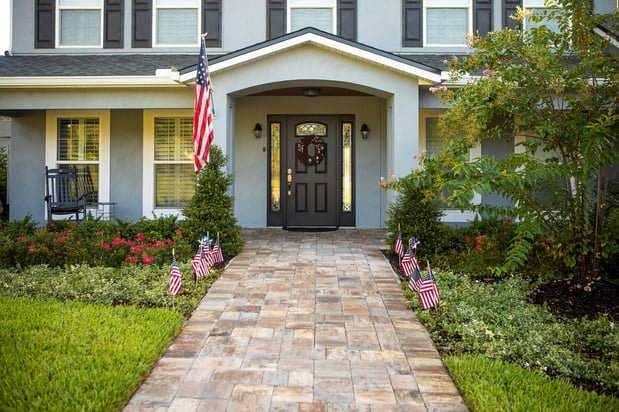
[45, 166, 87, 223]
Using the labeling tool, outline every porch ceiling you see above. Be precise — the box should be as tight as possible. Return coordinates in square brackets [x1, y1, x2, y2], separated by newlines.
[248, 86, 371, 97]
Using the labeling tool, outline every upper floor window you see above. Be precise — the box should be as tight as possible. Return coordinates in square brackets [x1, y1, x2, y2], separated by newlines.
[57, 0, 103, 47]
[424, 0, 471, 46]
[523, 0, 560, 33]
[289, 0, 337, 33]
[154, 0, 200, 46]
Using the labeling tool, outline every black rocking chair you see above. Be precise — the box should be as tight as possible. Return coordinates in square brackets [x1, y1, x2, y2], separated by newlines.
[45, 166, 88, 223]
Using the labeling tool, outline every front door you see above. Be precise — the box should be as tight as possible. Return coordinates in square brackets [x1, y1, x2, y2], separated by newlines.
[285, 116, 338, 228]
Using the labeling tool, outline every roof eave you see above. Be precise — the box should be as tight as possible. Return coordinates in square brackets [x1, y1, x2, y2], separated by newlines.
[0, 72, 183, 88]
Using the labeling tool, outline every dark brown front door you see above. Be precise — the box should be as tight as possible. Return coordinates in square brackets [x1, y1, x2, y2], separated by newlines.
[285, 116, 338, 228]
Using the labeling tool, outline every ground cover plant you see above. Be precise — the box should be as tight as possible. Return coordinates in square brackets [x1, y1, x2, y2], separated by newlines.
[0, 296, 184, 411]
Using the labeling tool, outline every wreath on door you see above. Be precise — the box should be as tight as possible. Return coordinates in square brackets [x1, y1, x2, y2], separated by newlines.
[295, 135, 325, 166]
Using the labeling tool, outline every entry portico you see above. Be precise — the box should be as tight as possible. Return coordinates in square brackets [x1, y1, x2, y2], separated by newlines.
[182, 28, 442, 228]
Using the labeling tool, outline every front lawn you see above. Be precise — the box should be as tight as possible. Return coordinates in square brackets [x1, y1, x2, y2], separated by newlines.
[0, 296, 184, 411]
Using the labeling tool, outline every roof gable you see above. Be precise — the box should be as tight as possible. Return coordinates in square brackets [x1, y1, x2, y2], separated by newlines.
[180, 27, 442, 84]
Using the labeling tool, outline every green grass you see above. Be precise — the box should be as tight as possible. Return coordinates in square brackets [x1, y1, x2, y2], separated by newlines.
[445, 354, 619, 412]
[0, 296, 184, 412]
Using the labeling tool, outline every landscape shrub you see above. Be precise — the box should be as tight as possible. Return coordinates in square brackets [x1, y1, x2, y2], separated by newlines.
[0, 262, 216, 318]
[0, 216, 201, 270]
[404, 270, 619, 396]
[384, 176, 451, 260]
[181, 145, 244, 258]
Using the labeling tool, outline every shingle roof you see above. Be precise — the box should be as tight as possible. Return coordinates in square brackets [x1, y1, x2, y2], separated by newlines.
[0, 54, 198, 77]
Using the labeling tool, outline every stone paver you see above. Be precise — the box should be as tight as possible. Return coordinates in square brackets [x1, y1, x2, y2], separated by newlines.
[124, 229, 468, 412]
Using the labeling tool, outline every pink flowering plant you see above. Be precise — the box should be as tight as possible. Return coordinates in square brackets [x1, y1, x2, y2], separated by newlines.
[0, 215, 191, 269]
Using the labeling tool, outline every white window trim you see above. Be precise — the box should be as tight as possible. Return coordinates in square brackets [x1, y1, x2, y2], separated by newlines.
[56, 0, 104, 48]
[288, 0, 337, 34]
[143, 109, 194, 218]
[423, 0, 472, 47]
[153, 0, 201, 47]
[45, 110, 111, 219]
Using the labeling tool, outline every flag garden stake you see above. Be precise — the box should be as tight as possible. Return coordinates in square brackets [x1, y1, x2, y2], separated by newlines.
[169, 248, 182, 310]
[395, 224, 403, 265]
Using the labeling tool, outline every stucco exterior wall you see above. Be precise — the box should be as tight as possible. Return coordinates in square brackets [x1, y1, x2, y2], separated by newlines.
[110, 109, 144, 221]
[9, 112, 46, 223]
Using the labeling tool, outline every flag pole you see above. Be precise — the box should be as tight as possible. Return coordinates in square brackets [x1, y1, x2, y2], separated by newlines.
[199, 33, 215, 118]
[172, 248, 176, 310]
[397, 223, 402, 265]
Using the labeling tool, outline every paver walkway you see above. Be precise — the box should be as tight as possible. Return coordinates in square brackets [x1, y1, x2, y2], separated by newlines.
[124, 229, 468, 412]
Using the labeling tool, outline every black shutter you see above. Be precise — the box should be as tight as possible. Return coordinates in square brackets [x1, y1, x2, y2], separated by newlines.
[104, 0, 124, 48]
[402, 0, 422, 47]
[132, 0, 152, 48]
[338, 0, 356, 41]
[202, 0, 222, 47]
[503, 0, 522, 29]
[35, 0, 55, 49]
[474, 0, 492, 37]
[267, 0, 286, 39]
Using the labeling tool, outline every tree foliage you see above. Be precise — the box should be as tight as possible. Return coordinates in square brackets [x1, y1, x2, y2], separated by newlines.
[181, 145, 244, 258]
[395, 1, 619, 277]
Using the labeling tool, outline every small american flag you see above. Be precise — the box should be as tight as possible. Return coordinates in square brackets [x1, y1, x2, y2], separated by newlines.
[169, 255, 182, 296]
[395, 231, 404, 257]
[212, 239, 224, 263]
[204, 244, 215, 268]
[193, 38, 215, 173]
[418, 269, 439, 310]
[401, 249, 414, 277]
[408, 257, 422, 292]
[192, 246, 208, 280]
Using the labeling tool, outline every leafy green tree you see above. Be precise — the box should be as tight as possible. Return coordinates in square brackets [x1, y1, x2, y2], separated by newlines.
[392, 1, 618, 277]
[181, 145, 244, 258]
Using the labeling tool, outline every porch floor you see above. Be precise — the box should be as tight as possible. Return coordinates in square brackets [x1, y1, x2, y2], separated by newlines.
[124, 228, 468, 412]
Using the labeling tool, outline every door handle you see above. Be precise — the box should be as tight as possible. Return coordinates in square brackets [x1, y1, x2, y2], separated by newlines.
[287, 168, 292, 196]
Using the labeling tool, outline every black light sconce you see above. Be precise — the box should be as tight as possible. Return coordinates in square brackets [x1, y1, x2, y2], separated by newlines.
[360, 123, 370, 139]
[253, 123, 263, 138]
[303, 87, 320, 97]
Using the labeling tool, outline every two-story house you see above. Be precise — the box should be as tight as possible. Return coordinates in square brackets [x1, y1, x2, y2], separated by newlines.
[0, 0, 615, 229]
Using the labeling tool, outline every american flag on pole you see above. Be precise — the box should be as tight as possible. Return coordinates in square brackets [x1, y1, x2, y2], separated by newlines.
[395, 231, 404, 257]
[169, 255, 182, 296]
[193, 37, 215, 173]
[408, 257, 422, 292]
[418, 268, 439, 310]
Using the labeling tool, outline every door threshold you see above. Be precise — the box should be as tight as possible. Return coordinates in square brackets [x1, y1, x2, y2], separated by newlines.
[283, 226, 338, 232]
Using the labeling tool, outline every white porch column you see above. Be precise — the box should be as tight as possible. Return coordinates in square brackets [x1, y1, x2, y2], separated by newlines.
[386, 82, 420, 180]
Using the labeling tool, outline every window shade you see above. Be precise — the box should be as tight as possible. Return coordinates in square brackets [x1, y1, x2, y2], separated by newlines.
[155, 164, 195, 207]
[154, 118, 193, 161]
[291, 8, 333, 32]
[157, 8, 198, 44]
[60, 10, 101, 45]
[427, 8, 468, 44]
[57, 118, 100, 161]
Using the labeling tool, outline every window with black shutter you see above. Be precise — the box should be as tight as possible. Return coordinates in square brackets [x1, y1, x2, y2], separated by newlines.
[402, 0, 422, 47]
